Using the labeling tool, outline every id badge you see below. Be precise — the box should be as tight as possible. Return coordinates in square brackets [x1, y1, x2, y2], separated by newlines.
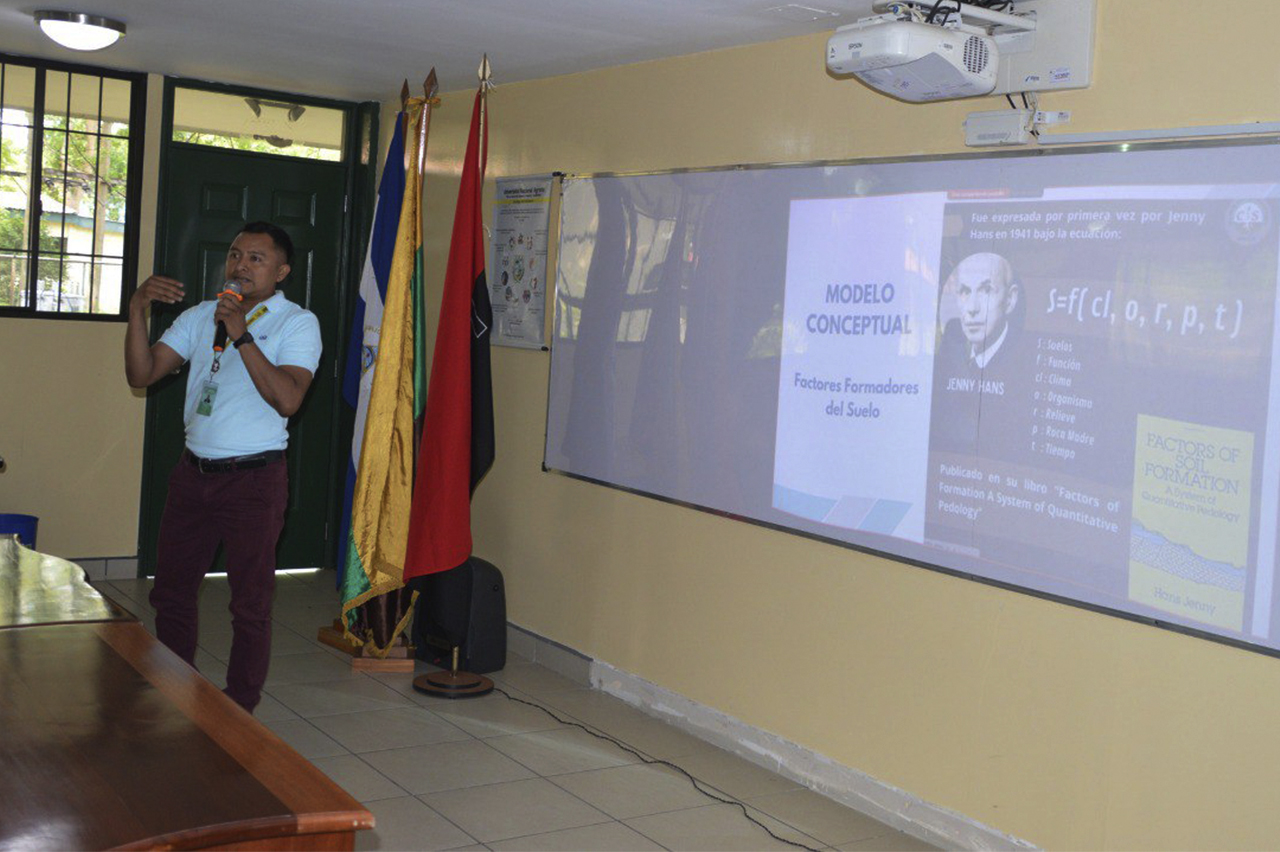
[196, 380, 219, 416]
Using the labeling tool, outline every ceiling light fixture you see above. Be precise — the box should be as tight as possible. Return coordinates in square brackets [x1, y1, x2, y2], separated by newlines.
[33, 10, 126, 51]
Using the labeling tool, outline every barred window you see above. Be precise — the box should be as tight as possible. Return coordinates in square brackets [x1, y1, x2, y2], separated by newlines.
[0, 56, 143, 319]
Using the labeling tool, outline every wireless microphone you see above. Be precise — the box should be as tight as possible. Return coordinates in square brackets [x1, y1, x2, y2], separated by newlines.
[212, 281, 244, 352]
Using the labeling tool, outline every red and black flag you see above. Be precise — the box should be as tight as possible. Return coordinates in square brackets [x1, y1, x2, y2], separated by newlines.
[404, 68, 495, 580]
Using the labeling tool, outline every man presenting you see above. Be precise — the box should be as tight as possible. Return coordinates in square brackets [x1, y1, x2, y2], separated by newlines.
[125, 221, 321, 713]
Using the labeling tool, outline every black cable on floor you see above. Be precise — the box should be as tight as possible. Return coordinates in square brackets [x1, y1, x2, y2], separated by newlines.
[492, 686, 824, 852]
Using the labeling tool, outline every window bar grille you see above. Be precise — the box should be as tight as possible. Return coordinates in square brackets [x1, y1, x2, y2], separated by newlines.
[0, 63, 8, 308]
[89, 74, 103, 313]
[57, 73, 70, 311]
[28, 66, 45, 313]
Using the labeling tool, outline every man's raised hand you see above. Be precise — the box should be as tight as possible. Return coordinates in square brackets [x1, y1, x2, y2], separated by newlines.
[131, 275, 185, 310]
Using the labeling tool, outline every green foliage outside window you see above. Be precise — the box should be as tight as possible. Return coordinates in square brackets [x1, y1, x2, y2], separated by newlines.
[0, 59, 138, 316]
[173, 129, 338, 161]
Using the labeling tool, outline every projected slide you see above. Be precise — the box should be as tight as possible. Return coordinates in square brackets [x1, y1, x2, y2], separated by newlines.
[774, 187, 1278, 635]
[545, 141, 1280, 652]
[772, 192, 945, 542]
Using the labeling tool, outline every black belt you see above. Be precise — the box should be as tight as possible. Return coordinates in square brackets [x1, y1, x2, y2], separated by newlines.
[185, 449, 285, 474]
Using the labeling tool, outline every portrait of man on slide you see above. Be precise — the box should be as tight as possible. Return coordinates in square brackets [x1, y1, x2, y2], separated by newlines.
[930, 251, 1030, 459]
[940, 251, 1021, 372]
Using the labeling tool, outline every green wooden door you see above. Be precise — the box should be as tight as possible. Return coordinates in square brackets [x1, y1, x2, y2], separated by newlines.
[139, 143, 348, 573]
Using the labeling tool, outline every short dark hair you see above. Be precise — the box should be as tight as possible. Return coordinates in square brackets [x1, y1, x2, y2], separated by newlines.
[239, 221, 295, 266]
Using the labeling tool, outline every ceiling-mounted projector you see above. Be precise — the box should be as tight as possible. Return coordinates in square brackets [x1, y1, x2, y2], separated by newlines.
[827, 12, 998, 102]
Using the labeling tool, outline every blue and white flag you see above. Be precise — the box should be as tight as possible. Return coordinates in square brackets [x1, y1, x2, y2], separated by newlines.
[337, 115, 407, 586]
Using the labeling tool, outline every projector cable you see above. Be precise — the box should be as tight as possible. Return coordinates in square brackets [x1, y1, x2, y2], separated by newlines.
[924, 0, 961, 24]
[492, 685, 826, 852]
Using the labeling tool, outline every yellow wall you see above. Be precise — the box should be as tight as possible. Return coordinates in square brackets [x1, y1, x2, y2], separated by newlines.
[414, 2, 1280, 848]
[0, 74, 162, 557]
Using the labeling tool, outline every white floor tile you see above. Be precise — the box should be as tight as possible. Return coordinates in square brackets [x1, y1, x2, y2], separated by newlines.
[536, 688, 653, 731]
[489, 820, 664, 851]
[269, 676, 416, 717]
[262, 718, 349, 760]
[265, 649, 362, 686]
[252, 691, 300, 722]
[549, 763, 711, 820]
[356, 796, 476, 852]
[311, 706, 472, 753]
[421, 777, 611, 843]
[624, 802, 822, 851]
[433, 692, 568, 738]
[309, 754, 407, 802]
[490, 662, 585, 695]
[486, 726, 639, 776]
[361, 739, 535, 795]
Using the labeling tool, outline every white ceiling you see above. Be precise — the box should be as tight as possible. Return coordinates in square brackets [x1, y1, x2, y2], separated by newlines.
[0, 0, 880, 102]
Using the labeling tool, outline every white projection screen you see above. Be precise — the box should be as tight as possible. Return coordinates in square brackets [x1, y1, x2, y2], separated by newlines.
[544, 139, 1280, 653]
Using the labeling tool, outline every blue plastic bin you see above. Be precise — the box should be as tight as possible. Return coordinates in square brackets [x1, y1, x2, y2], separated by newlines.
[0, 514, 38, 548]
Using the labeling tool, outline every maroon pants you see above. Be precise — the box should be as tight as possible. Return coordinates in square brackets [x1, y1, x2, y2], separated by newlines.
[150, 453, 288, 712]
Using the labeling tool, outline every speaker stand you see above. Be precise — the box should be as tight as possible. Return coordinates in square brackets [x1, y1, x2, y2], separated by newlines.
[412, 646, 493, 699]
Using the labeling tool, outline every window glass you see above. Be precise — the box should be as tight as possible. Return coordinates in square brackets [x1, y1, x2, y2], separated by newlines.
[43, 70, 68, 127]
[1, 63, 35, 125]
[100, 76, 130, 130]
[172, 87, 344, 161]
[0, 126, 32, 251]
[69, 73, 101, 124]
[0, 77, 33, 306]
[0, 57, 140, 316]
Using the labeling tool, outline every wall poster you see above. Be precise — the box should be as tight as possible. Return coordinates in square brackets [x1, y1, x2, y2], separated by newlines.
[489, 175, 554, 349]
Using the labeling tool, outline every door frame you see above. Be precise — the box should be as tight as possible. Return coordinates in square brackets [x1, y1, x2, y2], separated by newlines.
[139, 77, 379, 575]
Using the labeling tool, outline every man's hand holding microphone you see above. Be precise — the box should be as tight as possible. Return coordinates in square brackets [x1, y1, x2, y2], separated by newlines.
[213, 281, 245, 352]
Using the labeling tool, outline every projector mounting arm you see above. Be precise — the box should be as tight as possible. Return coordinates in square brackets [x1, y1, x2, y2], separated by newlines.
[872, 1, 1037, 33]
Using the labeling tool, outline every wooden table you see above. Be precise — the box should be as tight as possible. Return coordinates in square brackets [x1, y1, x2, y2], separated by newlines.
[0, 537, 375, 850]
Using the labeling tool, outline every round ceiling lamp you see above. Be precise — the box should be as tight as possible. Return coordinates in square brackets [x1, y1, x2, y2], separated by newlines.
[34, 11, 126, 51]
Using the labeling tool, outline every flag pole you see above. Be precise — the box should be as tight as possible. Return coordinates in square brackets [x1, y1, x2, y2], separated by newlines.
[399, 79, 409, 140]
[322, 71, 446, 667]
[411, 55, 498, 699]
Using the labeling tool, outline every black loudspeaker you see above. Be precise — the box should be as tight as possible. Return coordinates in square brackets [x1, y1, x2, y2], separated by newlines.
[413, 557, 507, 674]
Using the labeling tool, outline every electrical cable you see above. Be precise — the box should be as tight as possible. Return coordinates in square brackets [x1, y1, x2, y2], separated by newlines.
[492, 685, 825, 852]
[919, 0, 1017, 19]
[1014, 91, 1040, 138]
[924, 0, 958, 24]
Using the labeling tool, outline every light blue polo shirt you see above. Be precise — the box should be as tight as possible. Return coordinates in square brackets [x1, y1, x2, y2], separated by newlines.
[159, 291, 322, 458]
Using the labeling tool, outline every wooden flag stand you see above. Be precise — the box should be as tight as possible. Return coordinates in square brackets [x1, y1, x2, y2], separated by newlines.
[317, 620, 416, 673]
[412, 646, 493, 699]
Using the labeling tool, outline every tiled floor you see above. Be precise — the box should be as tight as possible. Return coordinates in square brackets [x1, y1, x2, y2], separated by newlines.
[97, 570, 937, 852]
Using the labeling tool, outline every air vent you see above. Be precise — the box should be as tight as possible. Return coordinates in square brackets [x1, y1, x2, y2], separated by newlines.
[962, 36, 990, 73]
